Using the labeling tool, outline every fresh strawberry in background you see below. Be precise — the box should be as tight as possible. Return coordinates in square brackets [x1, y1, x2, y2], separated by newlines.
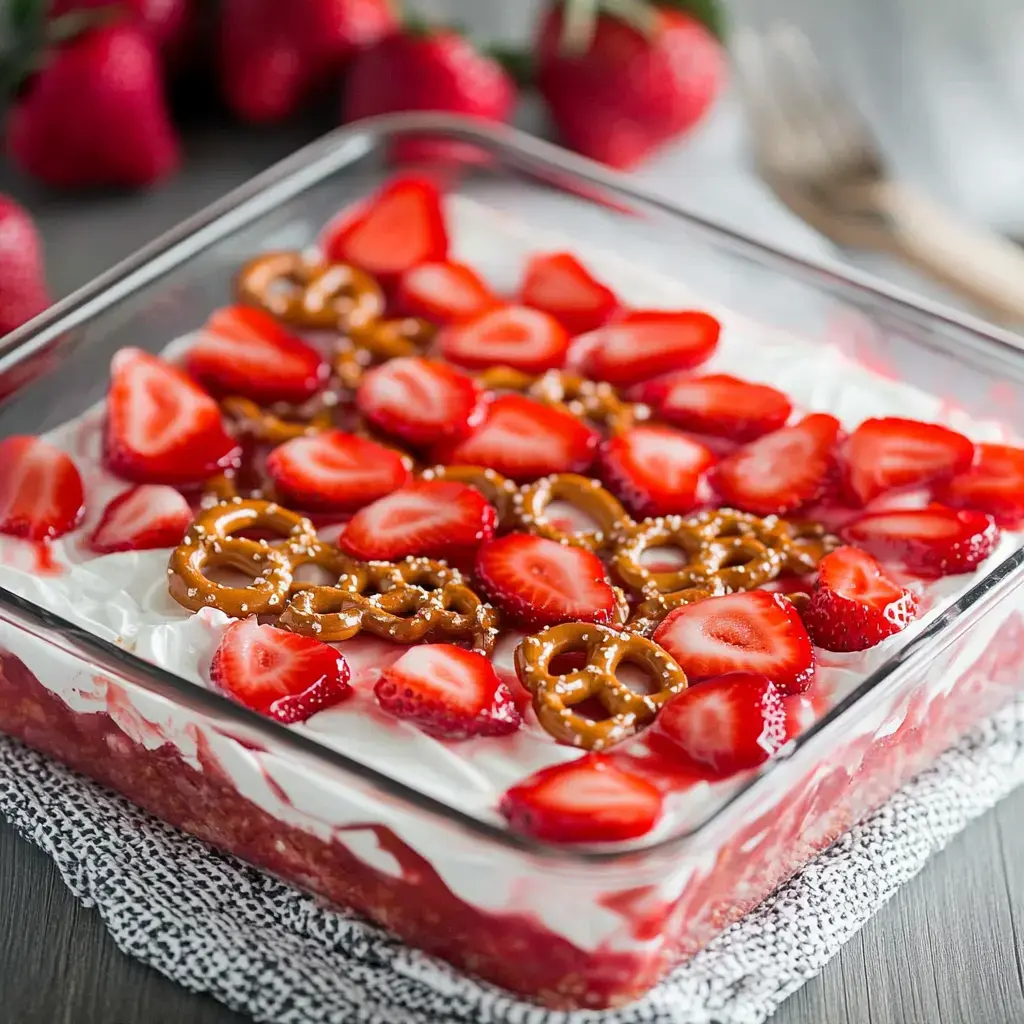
[0, 196, 50, 336]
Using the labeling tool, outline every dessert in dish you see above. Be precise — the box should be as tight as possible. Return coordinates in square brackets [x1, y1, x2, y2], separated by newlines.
[0, 173, 1022, 1008]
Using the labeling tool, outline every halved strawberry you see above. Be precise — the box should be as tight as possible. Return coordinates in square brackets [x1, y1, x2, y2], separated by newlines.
[210, 618, 351, 724]
[474, 532, 618, 627]
[841, 506, 999, 578]
[712, 413, 841, 516]
[322, 175, 448, 282]
[265, 430, 410, 513]
[395, 260, 499, 324]
[185, 305, 328, 404]
[434, 394, 598, 482]
[374, 644, 521, 740]
[840, 417, 974, 506]
[572, 310, 720, 386]
[0, 436, 84, 541]
[500, 755, 662, 843]
[519, 251, 620, 335]
[934, 443, 1024, 527]
[340, 479, 496, 561]
[649, 672, 788, 775]
[356, 357, 482, 447]
[104, 349, 241, 486]
[653, 591, 815, 695]
[598, 425, 715, 518]
[440, 305, 570, 375]
[88, 485, 192, 554]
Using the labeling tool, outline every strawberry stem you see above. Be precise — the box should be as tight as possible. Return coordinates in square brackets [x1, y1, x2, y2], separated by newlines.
[46, 3, 125, 43]
[559, 0, 599, 56]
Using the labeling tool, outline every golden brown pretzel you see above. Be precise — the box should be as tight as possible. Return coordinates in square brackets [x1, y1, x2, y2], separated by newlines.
[625, 585, 722, 636]
[417, 464, 518, 530]
[333, 317, 437, 390]
[515, 473, 630, 551]
[221, 395, 336, 445]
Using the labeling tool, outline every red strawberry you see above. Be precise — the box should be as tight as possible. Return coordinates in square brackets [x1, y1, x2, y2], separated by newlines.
[598, 425, 715, 517]
[374, 644, 521, 740]
[88, 485, 192, 554]
[340, 479, 496, 561]
[475, 532, 618, 627]
[186, 306, 329, 404]
[266, 431, 410, 514]
[572, 310, 720, 386]
[650, 672, 788, 775]
[104, 348, 240, 486]
[500, 756, 662, 843]
[536, 4, 724, 169]
[653, 591, 816, 695]
[322, 175, 449, 283]
[840, 417, 974, 506]
[395, 260, 499, 325]
[712, 414, 842, 516]
[0, 196, 50, 336]
[434, 394, 598, 482]
[0, 436, 84, 541]
[935, 443, 1024, 527]
[7, 23, 179, 189]
[803, 546, 919, 652]
[841, 507, 1000, 578]
[519, 251, 620, 335]
[440, 306, 570, 376]
[210, 618, 351, 724]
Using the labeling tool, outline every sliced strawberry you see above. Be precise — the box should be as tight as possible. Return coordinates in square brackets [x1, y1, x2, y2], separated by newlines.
[598, 425, 715, 518]
[265, 430, 410, 513]
[185, 305, 328, 404]
[374, 644, 521, 740]
[500, 755, 662, 843]
[0, 436, 84, 541]
[649, 672, 788, 775]
[572, 310, 720, 386]
[210, 618, 351, 724]
[340, 479, 496, 562]
[440, 305, 570, 375]
[395, 260, 499, 324]
[475, 532, 618, 627]
[356, 357, 483, 447]
[519, 251, 620, 335]
[322, 175, 448, 282]
[104, 349, 241, 486]
[841, 506, 999, 578]
[434, 394, 598, 482]
[712, 413, 841, 516]
[88, 485, 192, 554]
[934, 443, 1024, 527]
[653, 590, 816, 696]
[840, 417, 974, 506]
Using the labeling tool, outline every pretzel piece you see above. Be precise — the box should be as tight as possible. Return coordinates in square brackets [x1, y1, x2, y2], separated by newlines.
[221, 395, 336, 445]
[333, 317, 437, 389]
[515, 473, 630, 551]
[418, 464, 518, 530]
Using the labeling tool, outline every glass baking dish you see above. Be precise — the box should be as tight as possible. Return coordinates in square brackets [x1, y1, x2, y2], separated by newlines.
[0, 114, 1023, 1011]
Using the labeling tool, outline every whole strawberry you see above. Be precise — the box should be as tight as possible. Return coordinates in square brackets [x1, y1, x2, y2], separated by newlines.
[537, 0, 725, 168]
[0, 197, 50, 336]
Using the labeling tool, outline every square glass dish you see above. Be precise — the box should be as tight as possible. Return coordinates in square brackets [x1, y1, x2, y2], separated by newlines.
[1, 114, 1023, 1011]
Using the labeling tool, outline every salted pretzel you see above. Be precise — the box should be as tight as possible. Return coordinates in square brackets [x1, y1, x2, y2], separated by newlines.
[625, 584, 723, 637]
[333, 316, 437, 388]
[514, 473, 630, 552]
[515, 622, 688, 750]
[417, 464, 519, 530]
[220, 395, 336, 445]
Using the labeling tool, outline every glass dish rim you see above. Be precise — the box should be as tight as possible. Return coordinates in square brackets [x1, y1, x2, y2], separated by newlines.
[1, 112, 1022, 866]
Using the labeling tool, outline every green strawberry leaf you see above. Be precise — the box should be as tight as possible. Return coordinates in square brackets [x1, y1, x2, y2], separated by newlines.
[659, 0, 727, 41]
[488, 45, 535, 88]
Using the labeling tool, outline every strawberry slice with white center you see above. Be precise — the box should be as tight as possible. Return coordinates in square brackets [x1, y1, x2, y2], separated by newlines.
[802, 546, 919, 652]
[210, 618, 351, 724]
[88, 485, 192, 554]
[650, 672, 788, 775]
[440, 305, 570, 375]
[571, 310, 720, 386]
[840, 416, 975, 506]
[322, 175, 448, 282]
[519, 251, 620, 335]
[935, 443, 1024, 527]
[265, 430, 410, 513]
[356, 356, 483, 447]
[185, 305, 328, 404]
[841, 506, 999, 578]
[500, 756, 663, 843]
[434, 394, 598, 482]
[395, 260, 499, 324]
[653, 590, 816, 695]
[340, 479, 497, 562]
[475, 532, 618, 627]
[712, 413, 841, 516]
[104, 348, 241, 486]
[0, 436, 84, 541]
[598, 425, 715, 518]
[374, 644, 521, 740]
